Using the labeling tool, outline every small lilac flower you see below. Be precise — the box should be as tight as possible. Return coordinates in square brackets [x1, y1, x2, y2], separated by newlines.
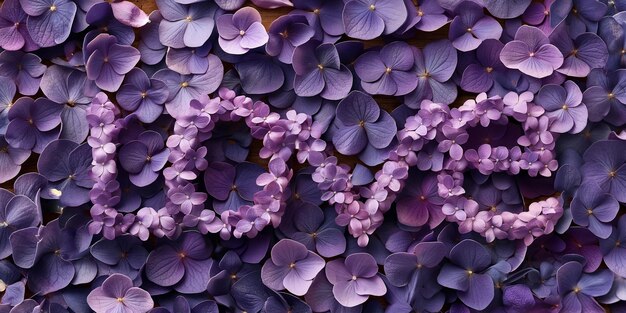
[19, 0, 76, 48]
[325, 253, 386, 307]
[217, 7, 269, 55]
[87, 274, 154, 313]
[84, 33, 141, 92]
[116, 68, 168, 123]
[0, 51, 46, 96]
[500, 25, 564, 78]
[332, 91, 396, 155]
[465, 144, 495, 175]
[354, 41, 417, 96]
[292, 41, 353, 100]
[342, 0, 408, 40]
[535, 81, 588, 134]
[261, 239, 325, 296]
[170, 183, 207, 215]
[119, 131, 169, 187]
[6, 97, 61, 153]
[156, 0, 217, 48]
[571, 183, 619, 239]
[449, 1, 502, 52]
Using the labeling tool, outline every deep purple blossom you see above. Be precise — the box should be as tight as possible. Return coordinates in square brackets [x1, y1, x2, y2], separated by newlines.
[265, 14, 315, 64]
[0, 51, 46, 96]
[354, 41, 417, 96]
[437, 239, 495, 310]
[405, 40, 458, 106]
[116, 68, 168, 123]
[145, 231, 213, 293]
[332, 91, 396, 155]
[204, 162, 264, 213]
[0, 190, 39, 259]
[84, 33, 140, 92]
[119, 131, 169, 187]
[292, 41, 353, 100]
[580, 140, 626, 203]
[556, 261, 613, 313]
[342, 0, 407, 40]
[449, 1, 502, 52]
[6, 97, 61, 153]
[37, 140, 93, 206]
[549, 23, 608, 77]
[536, 81, 588, 134]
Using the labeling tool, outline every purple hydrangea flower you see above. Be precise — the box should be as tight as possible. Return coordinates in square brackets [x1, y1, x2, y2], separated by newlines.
[325, 253, 386, 307]
[37, 140, 93, 206]
[460, 39, 505, 93]
[261, 239, 325, 296]
[291, 0, 345, 37]
[404, 0, 448, 32]
[342, 0, 407, 40]
[580, 140, 626, 203]
[116, 68, 168, 123]
[601, 215, 626, 277]
[266, 14, 315, 64]
[550, 0, 607, 37]
[582, 69, 626, 125]
[549, 23, 608, 77]
[0, 51, 46, 96]
[0, 190, 39, 259]
[0, 0, 39, 51]
[354, 41, 417, 96]
[449, 1, 502, 52]
[405, 40, 458, 107]
[19, 0, 77, 48]
[556, 261, 613, 312]
[156, 0, 217, 49]
[483, 0, 531, 19]
[217, 7, 269, 55]
[87, 274, 154, 313]
[145, 231, 213, 293]
[437, 239, 495, 310]
[0, 136, 29, 184]
[332, 91, 396, 155]
[384, 241, 447, 287]
[204, 161, 264, 213]
[6, 97, 61, 153]
[0, 76, 16, 135]
[535, 81, 588, 134]
[90, 235, 148, 280]
[571, 182, 619, 239]
[84, 34, 141, 92]
[280, 204, 346, 257]
[292, 41, 353, 100]
[119, 131, 170, 187]
[396, 172, 444, 228]
[500, 25, 564, 78]
[165, 42, 212, 75]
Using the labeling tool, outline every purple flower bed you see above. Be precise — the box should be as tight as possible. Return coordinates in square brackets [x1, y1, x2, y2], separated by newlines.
[0, 0, 625, 312]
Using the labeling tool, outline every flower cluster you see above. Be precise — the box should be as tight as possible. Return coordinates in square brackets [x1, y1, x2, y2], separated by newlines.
[0, 0, 624, 313]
